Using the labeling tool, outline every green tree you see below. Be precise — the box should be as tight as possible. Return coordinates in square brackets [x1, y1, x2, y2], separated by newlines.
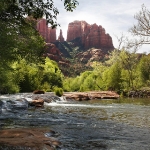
[119, 50, 138, 89]
[0, 0, 78, 93]
[42, 57, 63, 90]
[0, 66, 20, 94]
[0, 17, 45, 66]
[137, 54, 150, 86]
[92, 62, 108, 90]
[13, 57, 63, 92]
[103, 62, 122, 91]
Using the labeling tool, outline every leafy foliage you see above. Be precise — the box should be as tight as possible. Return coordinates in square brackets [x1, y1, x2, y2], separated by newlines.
[0, 0, 79, 28]
[0, 57, 63, 93]
[137, 55, 150, 85]
[63, 50, 150, 93]
[0, 17, 45, 66]
[0, 66, 20, 94]
[54, 87, 63, 97]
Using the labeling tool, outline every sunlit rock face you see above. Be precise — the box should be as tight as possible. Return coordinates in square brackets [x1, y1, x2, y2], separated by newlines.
[66, 20, 114, 52]
[36, 18, 56, 43]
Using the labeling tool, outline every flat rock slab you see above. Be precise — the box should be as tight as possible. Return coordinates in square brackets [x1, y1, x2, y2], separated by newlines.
[63, 91, 119, 101]
[0, 128, 61, 150]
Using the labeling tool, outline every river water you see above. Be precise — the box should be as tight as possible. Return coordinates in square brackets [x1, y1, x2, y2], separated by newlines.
[0, 94, 150, 150]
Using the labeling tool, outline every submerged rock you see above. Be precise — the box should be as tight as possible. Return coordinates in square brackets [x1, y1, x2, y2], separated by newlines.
[33, 90, 45, 94]
[29, 99, 44, 107]
[32, 94, 61, 103]
[0, 128, 61, 150]
[0, 98, 29, 114]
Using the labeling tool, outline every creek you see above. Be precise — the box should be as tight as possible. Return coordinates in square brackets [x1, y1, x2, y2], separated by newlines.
[0, 93, 150, 150]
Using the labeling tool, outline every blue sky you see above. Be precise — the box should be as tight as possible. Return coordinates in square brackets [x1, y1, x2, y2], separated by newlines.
[54, 0, 150, 53]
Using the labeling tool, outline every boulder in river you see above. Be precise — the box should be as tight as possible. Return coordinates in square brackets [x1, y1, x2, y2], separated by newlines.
[0, 128, 61, 150]
[29, 99, 44, 107]
[33, 90, 45, 94]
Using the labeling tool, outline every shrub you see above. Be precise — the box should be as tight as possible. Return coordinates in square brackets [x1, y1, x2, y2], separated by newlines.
[54, 87, 63, 97]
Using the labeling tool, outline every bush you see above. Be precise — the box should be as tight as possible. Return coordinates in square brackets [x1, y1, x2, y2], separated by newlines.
[54, 87, 63, 97]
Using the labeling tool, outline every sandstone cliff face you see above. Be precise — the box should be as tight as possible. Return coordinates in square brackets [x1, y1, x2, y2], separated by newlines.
[67, 21, 114, 52]
[36, 18, 56, 43]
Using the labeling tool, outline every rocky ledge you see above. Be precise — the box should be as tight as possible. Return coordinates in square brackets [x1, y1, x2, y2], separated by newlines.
[0, 128, 61, 150]
[63, 91, 119, 101]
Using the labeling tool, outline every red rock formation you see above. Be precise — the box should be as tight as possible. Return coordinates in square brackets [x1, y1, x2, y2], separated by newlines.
[44, 43, 70, 66]
[0, 128, 61, 149]
[67, 20, 114, 51]
[66, 20, 90, 42]
[47, 27, 56, 43]
[58, 29, 64, 42]
[45, 43, 63, 60]
[63, 91, 120, 101]
[29, 99, 44, 107]
[36, 18, 56, 43]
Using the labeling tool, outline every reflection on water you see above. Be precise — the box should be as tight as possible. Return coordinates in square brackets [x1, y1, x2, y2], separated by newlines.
[88, 97, 150, 105]
[0, 95, 150, 149]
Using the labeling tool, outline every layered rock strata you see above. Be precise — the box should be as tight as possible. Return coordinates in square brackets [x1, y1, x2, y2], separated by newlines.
[37, 18, 56, 43]
[67, 20, 114, 51]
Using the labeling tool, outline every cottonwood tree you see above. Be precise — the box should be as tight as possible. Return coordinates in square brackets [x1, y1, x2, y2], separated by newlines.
[113, 34, 139, 90]
[114, 5, 150, 89]
[129, 4, 150, 48]
[137, 55, 150, 86]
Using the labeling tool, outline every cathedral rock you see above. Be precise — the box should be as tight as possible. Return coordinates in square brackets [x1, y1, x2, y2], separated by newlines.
[66, 20, 114, 51]
[36, 18, 56, 43]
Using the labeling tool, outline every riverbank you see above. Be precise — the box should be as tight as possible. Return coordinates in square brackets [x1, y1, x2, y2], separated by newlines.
[63, 91, 120, 101]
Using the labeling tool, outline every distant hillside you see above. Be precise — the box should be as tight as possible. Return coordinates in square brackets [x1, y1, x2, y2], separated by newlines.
[54, 41, 110, 77]
[36, 19, 114, 76]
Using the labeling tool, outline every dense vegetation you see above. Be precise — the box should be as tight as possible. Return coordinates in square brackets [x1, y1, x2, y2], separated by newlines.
[0, 0, 78, 93]
[63, 50, 150, 94]
[2, 47, 149, 94]
[0, 57, 63, 93]
[0, 2, 149, 94]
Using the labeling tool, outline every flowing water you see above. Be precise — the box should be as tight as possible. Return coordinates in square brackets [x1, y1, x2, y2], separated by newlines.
[0, 93, 150, 150]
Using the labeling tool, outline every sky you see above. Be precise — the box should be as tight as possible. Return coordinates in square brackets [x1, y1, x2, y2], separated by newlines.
[54, 0, 150, 54]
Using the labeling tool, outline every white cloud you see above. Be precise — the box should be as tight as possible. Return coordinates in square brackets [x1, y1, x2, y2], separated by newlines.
[54, 0, 150, 53]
